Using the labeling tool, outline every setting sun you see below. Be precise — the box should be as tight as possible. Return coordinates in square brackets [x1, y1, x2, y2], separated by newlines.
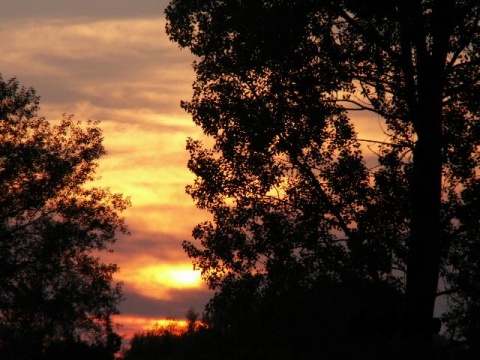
[115, 260, 205, 301]
[153, 267, 202, 287]
[150, 265, 201, 288]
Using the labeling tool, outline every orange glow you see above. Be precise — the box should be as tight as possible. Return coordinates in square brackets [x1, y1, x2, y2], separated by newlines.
[113, 315, 188, 340]
[115, 260, 204, 300]
[140, 265, 202, 288]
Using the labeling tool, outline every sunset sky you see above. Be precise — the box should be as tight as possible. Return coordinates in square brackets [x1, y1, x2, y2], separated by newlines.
[0, 0, 394, 341]
[0, 0, 213, 338]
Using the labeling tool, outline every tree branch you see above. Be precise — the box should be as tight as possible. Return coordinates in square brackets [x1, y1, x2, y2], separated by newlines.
[357, 138, 404, 148]
[436, 287, 459, 297]
[334, 5, 400, 62]
[283, 142, 354, 240]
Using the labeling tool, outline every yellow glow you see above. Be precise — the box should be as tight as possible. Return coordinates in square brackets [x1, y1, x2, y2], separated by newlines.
[144, 265, 202, 288]
[115, 260, 204, 300]
[113, 315, 188, 339]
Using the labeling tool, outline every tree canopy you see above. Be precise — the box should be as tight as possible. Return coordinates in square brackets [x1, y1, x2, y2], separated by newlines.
[0, 76, 129, 360]
[166, 0, 480, 358]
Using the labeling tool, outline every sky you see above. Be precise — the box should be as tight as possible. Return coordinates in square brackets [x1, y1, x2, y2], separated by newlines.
[0, 0, 214, 338]
[0, 0, 394, 341]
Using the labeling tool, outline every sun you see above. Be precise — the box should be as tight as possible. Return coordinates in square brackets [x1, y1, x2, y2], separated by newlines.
[115, 261, 205, 300]
[133, 264, 203, 290]
[154, 267, 202, 288]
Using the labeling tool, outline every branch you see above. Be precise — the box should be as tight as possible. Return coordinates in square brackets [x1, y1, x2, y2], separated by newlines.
[284, 143, 354, 240]
[319, 96, 388, 119]
[333, 99, 375, 112]
[8, 207, 58, 234]
[355, 81, 396, 121]
[392, 266, 406, 274]
[397, 3, 418, 124]
[436, 287, 459, 297]
[357, 138, 404, 148]
[353, 74, 398, 95]
[334, 5, 400, 62]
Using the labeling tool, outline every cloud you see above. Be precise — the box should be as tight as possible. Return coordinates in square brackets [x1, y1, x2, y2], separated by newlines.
[119, 289, 212, 319]
[109, 223, 210, 267]
[0, 0, 171, 21]
[116, 260, 204, 301]
[0, 4, 210, 333]
[0, 16, 195, 119]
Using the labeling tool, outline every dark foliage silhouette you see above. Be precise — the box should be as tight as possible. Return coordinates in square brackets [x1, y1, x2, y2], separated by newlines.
[165, 0, 480, 358]
[121, 314, 205, 360]
[121, 283, 464, 360]
[122, 326, 178, 360]
[0, 76, 129, 360]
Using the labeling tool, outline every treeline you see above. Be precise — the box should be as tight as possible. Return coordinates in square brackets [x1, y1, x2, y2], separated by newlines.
[121, 279, 469, 360]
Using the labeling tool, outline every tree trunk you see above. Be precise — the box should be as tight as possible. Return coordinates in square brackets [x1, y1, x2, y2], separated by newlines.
[405, 62, 444, 358]
[402, 1, 452, 355]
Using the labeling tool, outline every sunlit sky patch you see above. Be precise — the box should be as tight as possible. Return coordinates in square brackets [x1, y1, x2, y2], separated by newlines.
[117, 260, 203, 300]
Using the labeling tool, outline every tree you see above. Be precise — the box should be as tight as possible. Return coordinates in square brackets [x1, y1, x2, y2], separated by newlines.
[121, 317, 200, 360]
[121, 324, 178, 360]
[0, 76, 129, 359]
[185, 307, 200, 334]
[166, 0, 480, 358]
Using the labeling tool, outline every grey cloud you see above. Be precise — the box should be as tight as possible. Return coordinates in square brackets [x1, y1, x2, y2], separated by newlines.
[120, 289, 212, 319]
[112, 230, 190, 263]
[0, 15, 196, 119]
[0, 0, 170, 20]
[20, 50, 194, 117]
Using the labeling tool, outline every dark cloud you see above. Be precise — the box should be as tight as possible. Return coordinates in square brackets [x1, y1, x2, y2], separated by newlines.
[113, 230, 189, 263]
[120, 289, 212, 318]
[0, 17, 181, 124]
[0, 16, 196, 119]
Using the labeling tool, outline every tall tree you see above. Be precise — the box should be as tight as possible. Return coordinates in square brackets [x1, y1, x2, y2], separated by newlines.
[0, 76, 129, 360]
[166, 1, 480, 358]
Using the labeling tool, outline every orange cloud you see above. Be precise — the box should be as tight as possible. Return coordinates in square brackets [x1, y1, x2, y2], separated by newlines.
[115, 258, 204, 300]
[0, 4, 213, 336]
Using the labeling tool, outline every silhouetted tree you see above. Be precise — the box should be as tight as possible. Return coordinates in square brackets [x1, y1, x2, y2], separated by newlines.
[121, 320, 194, 360]
[121, 281, 406, 360]
[185, 307, 200, 334]
[166, 1, 480, 358]
[0, 76, 129, 359]
[122, 326, 176, 360]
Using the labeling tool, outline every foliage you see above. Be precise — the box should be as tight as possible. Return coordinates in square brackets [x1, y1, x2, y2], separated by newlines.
[166, 0, 480, 356]
[123, 283, 468, 360]
[0, 76, 129, 359]
[122, 324, 179, 360]
[121, 313, 206, 360]
[185, 307, 200, 334]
